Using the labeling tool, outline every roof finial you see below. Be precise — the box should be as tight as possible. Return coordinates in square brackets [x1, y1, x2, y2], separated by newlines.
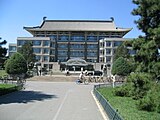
[43, 16, 47, 21]
[110, 17, 114, 22]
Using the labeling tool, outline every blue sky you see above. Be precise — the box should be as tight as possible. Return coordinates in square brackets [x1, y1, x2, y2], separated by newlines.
[0, 0, 143, 48]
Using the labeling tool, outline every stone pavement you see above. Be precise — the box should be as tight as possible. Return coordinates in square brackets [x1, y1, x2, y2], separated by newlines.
[0, 81, 106, 120]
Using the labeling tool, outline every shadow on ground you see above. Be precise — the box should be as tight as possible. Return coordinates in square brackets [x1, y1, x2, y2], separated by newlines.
[0, 90, 57, 104]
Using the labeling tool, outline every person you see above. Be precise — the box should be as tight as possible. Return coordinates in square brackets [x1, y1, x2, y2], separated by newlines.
[76, 72, 84, 84]
[79, 72, 84, 81]
[66, 69, 70, 76]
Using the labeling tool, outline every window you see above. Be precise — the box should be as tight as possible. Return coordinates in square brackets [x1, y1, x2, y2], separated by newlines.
[100, 42, 104, 48]
[70, 44, 84, 49]
[43, 56, 49, 62]
[9, 46, 17, 51]
[99, 57, 104, 63]
[58, 51, 67, 56]
[33, 40, 41, 46]
[70, 51, 84, 57]
[87, 51, 97, 57]
[87, 44, 97, 49]
[58, 57, 67, 62]
[113, 41, 122, 47]
[58, 44, 68, 49]
[49, 56, 55, 62]
[35, 55, 41, 61]
[43, 40, 50, 46]
[100, 50, 104, 55]
[33, 48, 41, 54]
[99, 36, 108, 40]
[50, 49, 55, 55]
[58, 35, 69, 41]
[106, 56, 111, 62]
[48, 35, 57, 40]
[50, 42, 55, 48]
[71, 35, 85, 41]
[106, 49, 111, 54]
[106, 41, 111, 47]
[87, 36, 97, 42]
[17, 40, 25, 46]
[43, 48, 49, 54]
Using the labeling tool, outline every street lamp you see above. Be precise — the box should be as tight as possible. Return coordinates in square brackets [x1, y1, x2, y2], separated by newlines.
[94, 60, 96, 70]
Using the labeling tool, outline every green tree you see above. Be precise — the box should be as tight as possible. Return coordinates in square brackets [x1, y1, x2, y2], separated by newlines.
[5, 52, 27, 74]
[111, 57, 132, 76]
[18, 41, 36, 68]
[131, 0, 160, 77]
[0, 37, 7, 68]
[113, 43, 129, 62]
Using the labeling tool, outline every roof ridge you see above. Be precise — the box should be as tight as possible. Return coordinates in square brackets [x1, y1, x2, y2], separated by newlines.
[44, 20, 113, 23]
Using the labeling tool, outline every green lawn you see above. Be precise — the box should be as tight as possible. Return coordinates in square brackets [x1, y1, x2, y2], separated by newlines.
[98, 87, 160, 120]
[0, 84, 18, 96]
[0, 84, 16, 89]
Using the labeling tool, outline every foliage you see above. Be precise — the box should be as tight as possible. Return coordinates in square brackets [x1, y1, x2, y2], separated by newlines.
[0, 37, 7, 68]
[127, 73, 152, 100]
[5, 52, 27, 74]
[137, 83, 160, 112]
[114, 83, 133, 97]
[98, 87, 160, 120]
[131, 0, 160, 78]
[18, 41, 36, 68]
[108, 0, 160, 114]
[113, 43, 129, 62]
[0, 70, 8, 78]
[111, 57, 132, 76]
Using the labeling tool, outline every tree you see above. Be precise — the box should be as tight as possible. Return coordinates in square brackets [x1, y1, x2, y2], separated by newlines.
[5, 52, 27, 74]
[131, 0, 160, 77]
[111, 57, 132, 76]
[113, 43, 129, 62]
[18, 41, 36, 68]
[0, 37, 7, 68]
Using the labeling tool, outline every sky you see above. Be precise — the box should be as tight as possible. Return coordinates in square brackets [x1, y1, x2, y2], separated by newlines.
[0, 0, 143, 48]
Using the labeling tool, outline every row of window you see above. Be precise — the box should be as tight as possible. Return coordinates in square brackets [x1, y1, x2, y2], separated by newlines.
[33, 48, 50, 54]
[100, 41, 123, 47]
[35, 55, 49, 62]
[100, 49, 115, 55]
[34, 31, 123, 36]
[17, 40, 50, 46]
[35, 56, 56, 62]
[57, 44, 97, 49]
[18, 39, 123, 48]
[57, 51, 97, 57]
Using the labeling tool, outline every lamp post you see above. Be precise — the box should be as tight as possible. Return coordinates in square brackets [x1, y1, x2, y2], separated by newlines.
[94, 60, 96, 70]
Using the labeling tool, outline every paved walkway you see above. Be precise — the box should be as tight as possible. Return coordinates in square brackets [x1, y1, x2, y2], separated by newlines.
[0, 81, 105, 120]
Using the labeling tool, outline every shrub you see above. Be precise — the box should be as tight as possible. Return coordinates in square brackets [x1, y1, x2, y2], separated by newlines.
[111, 57, 132, 76]
[157, 104, 160, 113]
[127, 73, 152, 100]
[114, 83, 133, 97]
[137, 90, 157, 112]
[5, 52, 27, 75]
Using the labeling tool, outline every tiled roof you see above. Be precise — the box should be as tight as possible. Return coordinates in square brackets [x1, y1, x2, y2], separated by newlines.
[24, 20, 132, 32]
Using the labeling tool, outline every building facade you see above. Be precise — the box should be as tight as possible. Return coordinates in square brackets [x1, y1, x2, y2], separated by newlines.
[9, 19, 132, 70]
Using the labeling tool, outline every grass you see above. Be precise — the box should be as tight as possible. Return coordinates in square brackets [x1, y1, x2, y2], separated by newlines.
[0, 84, 19, 96]
[97, 87, 160, 120]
